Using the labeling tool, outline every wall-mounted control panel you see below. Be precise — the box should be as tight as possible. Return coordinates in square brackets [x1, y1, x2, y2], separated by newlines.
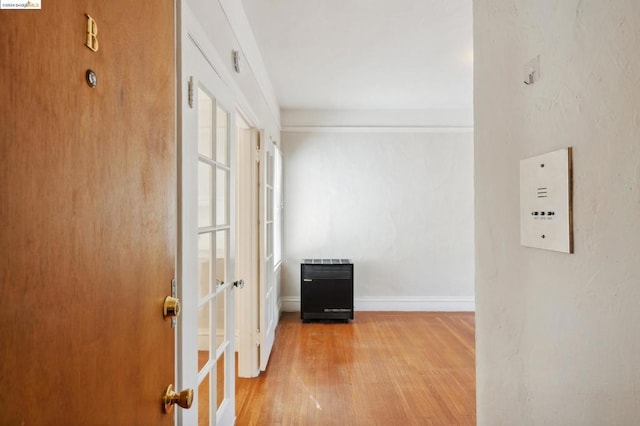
[520, 147, 573, 253]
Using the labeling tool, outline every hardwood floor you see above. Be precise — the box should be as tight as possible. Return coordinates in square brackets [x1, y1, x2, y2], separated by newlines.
[235, 312, 476, 425]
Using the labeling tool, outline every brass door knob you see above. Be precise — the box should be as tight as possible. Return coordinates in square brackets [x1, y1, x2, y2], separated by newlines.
[163, 296, 181, 319]
[162, 384, 193, 413]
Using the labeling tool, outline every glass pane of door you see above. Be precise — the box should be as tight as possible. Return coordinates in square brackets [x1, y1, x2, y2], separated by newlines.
[198, 233, 212, 300]
[216, 106, 228, 164]
[216, 169, 228, 226]
[198, 163, 213, 228]
[216, 355, 225, 410]
[197, 302, 211, 371]
[198, 372, 210, 426]
[198, 89, 213, 159]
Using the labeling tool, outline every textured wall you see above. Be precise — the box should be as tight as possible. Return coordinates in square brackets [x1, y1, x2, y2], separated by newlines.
[475, 0, 640, 424]
[281, 131, 475, 302]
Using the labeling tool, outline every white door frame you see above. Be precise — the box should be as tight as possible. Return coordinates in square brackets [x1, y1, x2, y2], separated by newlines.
[236, 117, 260, 378]
[238, 127, 279, 374]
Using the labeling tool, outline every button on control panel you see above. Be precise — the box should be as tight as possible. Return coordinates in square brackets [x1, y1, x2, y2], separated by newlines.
[531, 211, 555, 217]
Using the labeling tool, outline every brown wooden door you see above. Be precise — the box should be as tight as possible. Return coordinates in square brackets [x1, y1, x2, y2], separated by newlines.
[0, 1, 176, 424]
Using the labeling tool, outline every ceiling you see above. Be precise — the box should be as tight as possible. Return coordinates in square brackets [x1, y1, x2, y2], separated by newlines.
[240, 0, 473, 111]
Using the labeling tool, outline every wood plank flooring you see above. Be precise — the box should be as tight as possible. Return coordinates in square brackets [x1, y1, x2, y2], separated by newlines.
[235, 311, 476, 425]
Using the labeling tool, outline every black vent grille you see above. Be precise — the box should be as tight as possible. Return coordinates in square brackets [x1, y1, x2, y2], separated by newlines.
[302, 265, 353, 280]
[302, 258, 352, 265]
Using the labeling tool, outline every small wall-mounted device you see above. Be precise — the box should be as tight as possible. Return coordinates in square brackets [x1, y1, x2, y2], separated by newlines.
[520, 147, 573, 253]
[232, 50, 241, 73]
[523, 55, 540, 85]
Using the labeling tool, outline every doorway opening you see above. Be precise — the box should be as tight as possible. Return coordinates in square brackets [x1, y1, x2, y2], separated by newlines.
[236, 111, 261, 378]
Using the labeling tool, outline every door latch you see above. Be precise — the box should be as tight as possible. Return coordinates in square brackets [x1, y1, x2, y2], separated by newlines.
[163, 279, 180, 327]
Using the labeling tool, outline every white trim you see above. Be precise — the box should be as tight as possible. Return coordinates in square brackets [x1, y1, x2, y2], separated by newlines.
[281, 108, 473, 129]
[280, 296, 296, 312]
[280, 296, 475, 312]
[282, 126, 473, 134]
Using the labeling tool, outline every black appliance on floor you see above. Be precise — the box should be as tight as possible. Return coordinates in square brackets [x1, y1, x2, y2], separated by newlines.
[300, 259, 354, 322]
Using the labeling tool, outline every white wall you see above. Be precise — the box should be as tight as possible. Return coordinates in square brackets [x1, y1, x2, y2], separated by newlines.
[475, 0, 640, 424]
[281, 127, 475, 311]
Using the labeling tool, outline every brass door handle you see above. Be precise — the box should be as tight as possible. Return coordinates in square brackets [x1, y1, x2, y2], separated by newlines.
[163, 296, 181, 319]
[162, 384, 193, 413]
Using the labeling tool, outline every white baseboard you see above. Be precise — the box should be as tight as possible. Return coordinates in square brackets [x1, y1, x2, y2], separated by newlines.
[279, 296, 475, 312]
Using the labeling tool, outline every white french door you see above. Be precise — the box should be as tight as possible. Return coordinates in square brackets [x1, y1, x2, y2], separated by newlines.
[177, 4, 236, 425]
[238, 131, 280, 374]
[259, 136, 278, 370]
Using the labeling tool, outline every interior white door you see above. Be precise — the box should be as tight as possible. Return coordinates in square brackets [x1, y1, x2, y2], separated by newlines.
[259, 135, 278, 370]
[178, 5, 236, 425]
[236, 122, 260, 378]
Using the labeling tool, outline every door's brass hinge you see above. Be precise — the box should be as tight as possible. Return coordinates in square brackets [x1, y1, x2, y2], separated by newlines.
[187, 76, 194, 109]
